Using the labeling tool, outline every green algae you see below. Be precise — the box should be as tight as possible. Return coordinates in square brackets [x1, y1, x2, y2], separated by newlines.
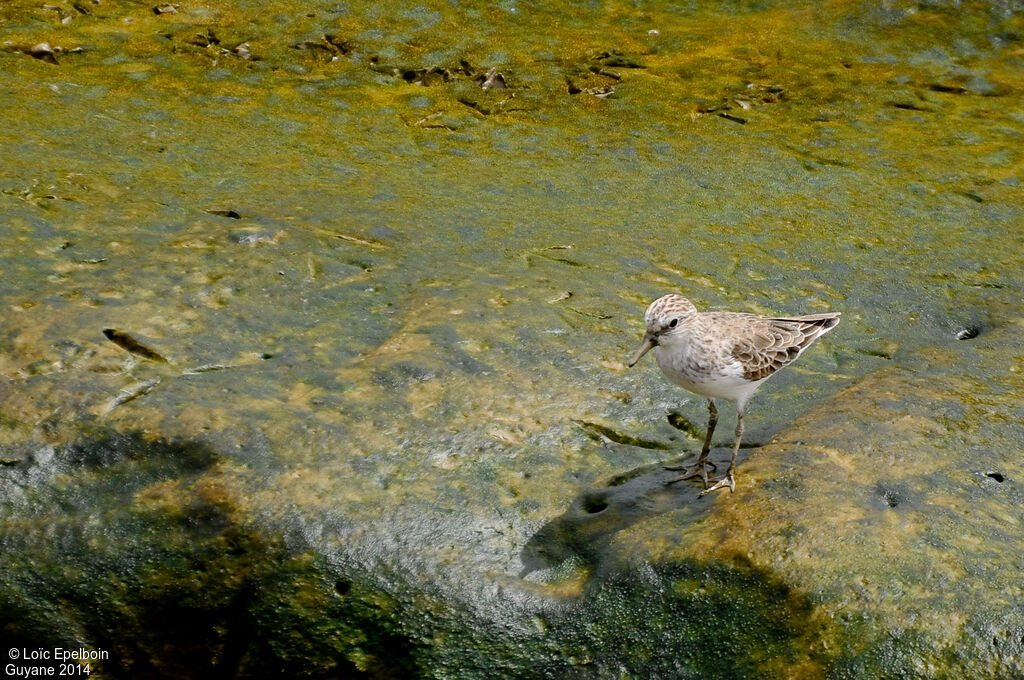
[0, 430, 829, 678]
[2, 0, 1024, 677]
[611, 333, 1024, 677]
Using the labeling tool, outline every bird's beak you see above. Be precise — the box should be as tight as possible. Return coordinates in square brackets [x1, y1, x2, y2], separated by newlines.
[628, 333, 657, 367]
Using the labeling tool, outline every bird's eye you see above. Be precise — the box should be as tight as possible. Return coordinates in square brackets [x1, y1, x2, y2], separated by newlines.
[668, 318, 678, 328]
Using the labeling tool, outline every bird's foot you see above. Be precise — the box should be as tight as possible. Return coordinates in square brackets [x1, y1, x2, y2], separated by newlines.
[698, 473, 735, 496]
[663, 460, 715, 488]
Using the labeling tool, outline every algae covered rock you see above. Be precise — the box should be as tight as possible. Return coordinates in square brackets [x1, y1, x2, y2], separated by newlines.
[3, 0, 1024, 676]
[2, 320, 1023, 678]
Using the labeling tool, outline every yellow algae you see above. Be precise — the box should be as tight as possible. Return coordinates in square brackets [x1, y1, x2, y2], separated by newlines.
[2, 0, 1024, 675]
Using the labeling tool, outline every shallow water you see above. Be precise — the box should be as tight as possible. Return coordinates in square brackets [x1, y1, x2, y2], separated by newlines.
[2, 0, 1023, 676]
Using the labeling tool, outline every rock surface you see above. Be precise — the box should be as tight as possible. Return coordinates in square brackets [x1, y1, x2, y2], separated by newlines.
[2, 0, 1024, 677]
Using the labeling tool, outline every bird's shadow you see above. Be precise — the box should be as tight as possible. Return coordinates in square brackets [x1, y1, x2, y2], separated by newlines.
[520, 457, 719, 578]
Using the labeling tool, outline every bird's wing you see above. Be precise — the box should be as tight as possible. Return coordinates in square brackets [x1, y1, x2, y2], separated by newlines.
[730, 314, 840, 381]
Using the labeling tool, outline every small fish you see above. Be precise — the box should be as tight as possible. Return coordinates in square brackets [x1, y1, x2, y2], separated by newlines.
[102, 329, 168, 362]
[103, 378, 161, 415]
[206, 209, 241, 219]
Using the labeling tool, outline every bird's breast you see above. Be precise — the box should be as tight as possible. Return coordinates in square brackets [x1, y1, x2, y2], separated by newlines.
[653, 338, 752, 400]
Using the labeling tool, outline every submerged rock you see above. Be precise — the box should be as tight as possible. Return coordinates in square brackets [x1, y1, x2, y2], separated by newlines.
[2, 324, 1022, 678]
[1, 0, 1023, 676]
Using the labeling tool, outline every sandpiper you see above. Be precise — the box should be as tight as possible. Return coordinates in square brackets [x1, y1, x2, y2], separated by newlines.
[628, 294, 840, 495]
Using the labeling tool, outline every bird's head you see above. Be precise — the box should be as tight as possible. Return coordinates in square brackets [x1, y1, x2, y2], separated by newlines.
[628, 294, 697, 367]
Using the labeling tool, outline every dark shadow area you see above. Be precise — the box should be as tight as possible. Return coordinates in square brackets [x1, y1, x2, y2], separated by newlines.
[520, 459, 713, 576]
[553, 556, 833, 680]
[0, 429, 420, 680]
[517, 459, 837, 678]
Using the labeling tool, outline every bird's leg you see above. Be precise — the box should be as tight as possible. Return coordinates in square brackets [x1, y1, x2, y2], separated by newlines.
[665, 400, 718, 488]
[701, 409, 742, 495]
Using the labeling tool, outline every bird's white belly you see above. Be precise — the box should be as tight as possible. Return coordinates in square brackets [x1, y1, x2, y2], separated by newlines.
[653, 344, 763, 404]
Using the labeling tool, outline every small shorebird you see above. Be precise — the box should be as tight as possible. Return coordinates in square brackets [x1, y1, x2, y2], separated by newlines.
[628, 294, 840, 495]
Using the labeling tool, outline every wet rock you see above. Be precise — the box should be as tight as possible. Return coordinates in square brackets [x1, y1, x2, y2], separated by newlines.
[6, 338, 1020, 678]
[646, 363, 1024, 678]
[29, 42, 59, 64]
[1, 0, 1023, 675]
[0, 433, 288, 677]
